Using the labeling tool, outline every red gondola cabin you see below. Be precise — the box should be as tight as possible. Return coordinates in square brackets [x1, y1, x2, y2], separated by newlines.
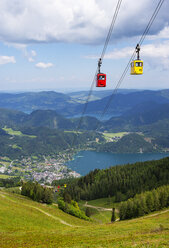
[96, 73, 106, 87]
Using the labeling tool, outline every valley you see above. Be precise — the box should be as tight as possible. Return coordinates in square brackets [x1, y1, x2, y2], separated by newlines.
[1, 2, 169, 246]
[0, 190, 168, 248]
[0, 89, 169, 183]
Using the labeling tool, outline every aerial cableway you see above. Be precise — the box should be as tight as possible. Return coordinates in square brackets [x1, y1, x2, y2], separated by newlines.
[97, 0, 165, 124]
[71, 0, 123, 148]
[72, 0, 165, 148]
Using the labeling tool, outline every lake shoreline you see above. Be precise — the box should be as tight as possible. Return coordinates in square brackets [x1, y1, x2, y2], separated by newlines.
[65, 150, 169, 176]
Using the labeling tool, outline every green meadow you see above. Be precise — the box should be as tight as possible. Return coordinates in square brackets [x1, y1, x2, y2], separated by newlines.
[81, 197, 118, 208]
[64, 130, 83, 134]
[0, 190, 168, 248]
[3, 127, 36, 138]
[103, 132, 128, 141]
[0, 175, 14, 179]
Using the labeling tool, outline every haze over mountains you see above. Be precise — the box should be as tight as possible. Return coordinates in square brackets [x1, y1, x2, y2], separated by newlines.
[0, 89, 169, 118]
[0, 89, 169, 130]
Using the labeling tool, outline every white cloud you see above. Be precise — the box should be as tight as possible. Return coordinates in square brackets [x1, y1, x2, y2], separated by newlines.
[26, 50, 37, 62]
[99, 41, 169, 70]
[149, 25, 169, 40]
[0, 0, 168, 44]
[35, 62, 53, 69]
[0, 55, 16, 65]
[5, 42, 37, 62]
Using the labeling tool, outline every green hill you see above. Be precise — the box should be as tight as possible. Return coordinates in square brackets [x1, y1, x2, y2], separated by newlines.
[0, 126, 102, 159]
[0, 91, 79, 115]
[0, 190, 168, 248]
[66, 156, 169, 201]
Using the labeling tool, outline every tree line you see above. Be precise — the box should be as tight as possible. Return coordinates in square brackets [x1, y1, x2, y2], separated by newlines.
[66, 157, 169, 202]
[21, 181, 53, 204]
[119, 185, 169, 220]
[0, 177, 21, 188]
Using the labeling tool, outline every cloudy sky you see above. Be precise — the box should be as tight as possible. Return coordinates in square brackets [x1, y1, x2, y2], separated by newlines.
[0, 0, 168, 92]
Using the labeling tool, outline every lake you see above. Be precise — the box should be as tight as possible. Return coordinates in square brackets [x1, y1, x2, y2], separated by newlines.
[66, 150, 169, 176]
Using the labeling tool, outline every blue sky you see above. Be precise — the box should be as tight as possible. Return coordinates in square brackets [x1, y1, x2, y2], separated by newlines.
[0, 0, 169, 92]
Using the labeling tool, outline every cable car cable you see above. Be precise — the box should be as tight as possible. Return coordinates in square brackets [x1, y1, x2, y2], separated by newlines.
[100, 0, 123, 61]
[96, 0, 165, 123]
[78, 0, 123, 125]
[139, 0, 165, 46]
[71, 0, 123, 148]
[75, 68, 98, 131]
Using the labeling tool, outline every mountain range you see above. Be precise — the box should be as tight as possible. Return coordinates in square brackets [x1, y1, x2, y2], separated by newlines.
[0, 89, 169, 157]
[0, 98, 169, 134]
[1, 89, 169, 118]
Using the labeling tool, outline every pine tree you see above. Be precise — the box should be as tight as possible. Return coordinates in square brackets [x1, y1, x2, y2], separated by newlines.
[63, 191, 72, 203]
[152, 189, 160, 211]
[85, 207, 92, 217]
[111, 208, 116, 222]
[119, 202, 127, 220]
[146, 192, 155, 213]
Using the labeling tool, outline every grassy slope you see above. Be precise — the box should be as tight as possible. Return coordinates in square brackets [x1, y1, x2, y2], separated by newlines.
[0, 191, 169, 248]
[3, 127, 36, 138]
[80, 197, 117, 208]
[0, 175, 14, 179]
[102, 132, 128, 142]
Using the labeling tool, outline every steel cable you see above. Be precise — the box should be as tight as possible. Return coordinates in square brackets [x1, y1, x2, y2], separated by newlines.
[97, 0, 165, 124]
[71, 0, 123, 147]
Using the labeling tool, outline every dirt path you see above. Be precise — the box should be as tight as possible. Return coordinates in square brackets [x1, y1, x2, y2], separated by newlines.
[123, 209, 169, 223]
[84, 202, 112, 211]
[0, 192, 78, 227]
[30, 205, 75, 227]
[142, 209, 169, 219]
[84, 201, 169, 222]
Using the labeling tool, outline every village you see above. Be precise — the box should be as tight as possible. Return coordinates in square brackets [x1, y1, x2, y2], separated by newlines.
[0, 151, 80, 184]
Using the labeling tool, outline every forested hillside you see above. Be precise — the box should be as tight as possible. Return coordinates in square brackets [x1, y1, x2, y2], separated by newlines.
[0, 108, 101, 130]
[119, 185, 169, 220]
[66, 156, 169, 201]
[97, 133, 155, 153]
[0, 127, 102, 159]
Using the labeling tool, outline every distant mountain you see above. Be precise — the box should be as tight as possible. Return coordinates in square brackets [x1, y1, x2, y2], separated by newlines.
[97, 133, 154, 153]
[0, 108, 101, 131]
[124, 102, 169, 126]
[0, 89, 169, 133]
[74, 90, 169, 116]
[67, 89, 141, 103]
[0, 108, 27, 127]
[23, 110, 75, 129]
[0, 108, 74, 130]
[105, 102, 169, 131]
[72, 116, 101, 130]
[1, 89, 169, 118]
[0, 98, 169, 132]
[0, 91, 80, 115]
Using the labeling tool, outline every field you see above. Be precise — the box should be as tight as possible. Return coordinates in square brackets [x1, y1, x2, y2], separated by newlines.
[80, 197, 118, 208]
[103, 132, 128, 142]
[0, 174, 14, 179]
[3, 127, 36, 138]
[64, 130, 82, 134]
[0, 190, 169, 248]
[78, 197, 121, 224]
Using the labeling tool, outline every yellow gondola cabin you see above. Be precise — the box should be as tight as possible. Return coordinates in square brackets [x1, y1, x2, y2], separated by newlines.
[130, 44, 143, 75]
[130, 60, 143, 75]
